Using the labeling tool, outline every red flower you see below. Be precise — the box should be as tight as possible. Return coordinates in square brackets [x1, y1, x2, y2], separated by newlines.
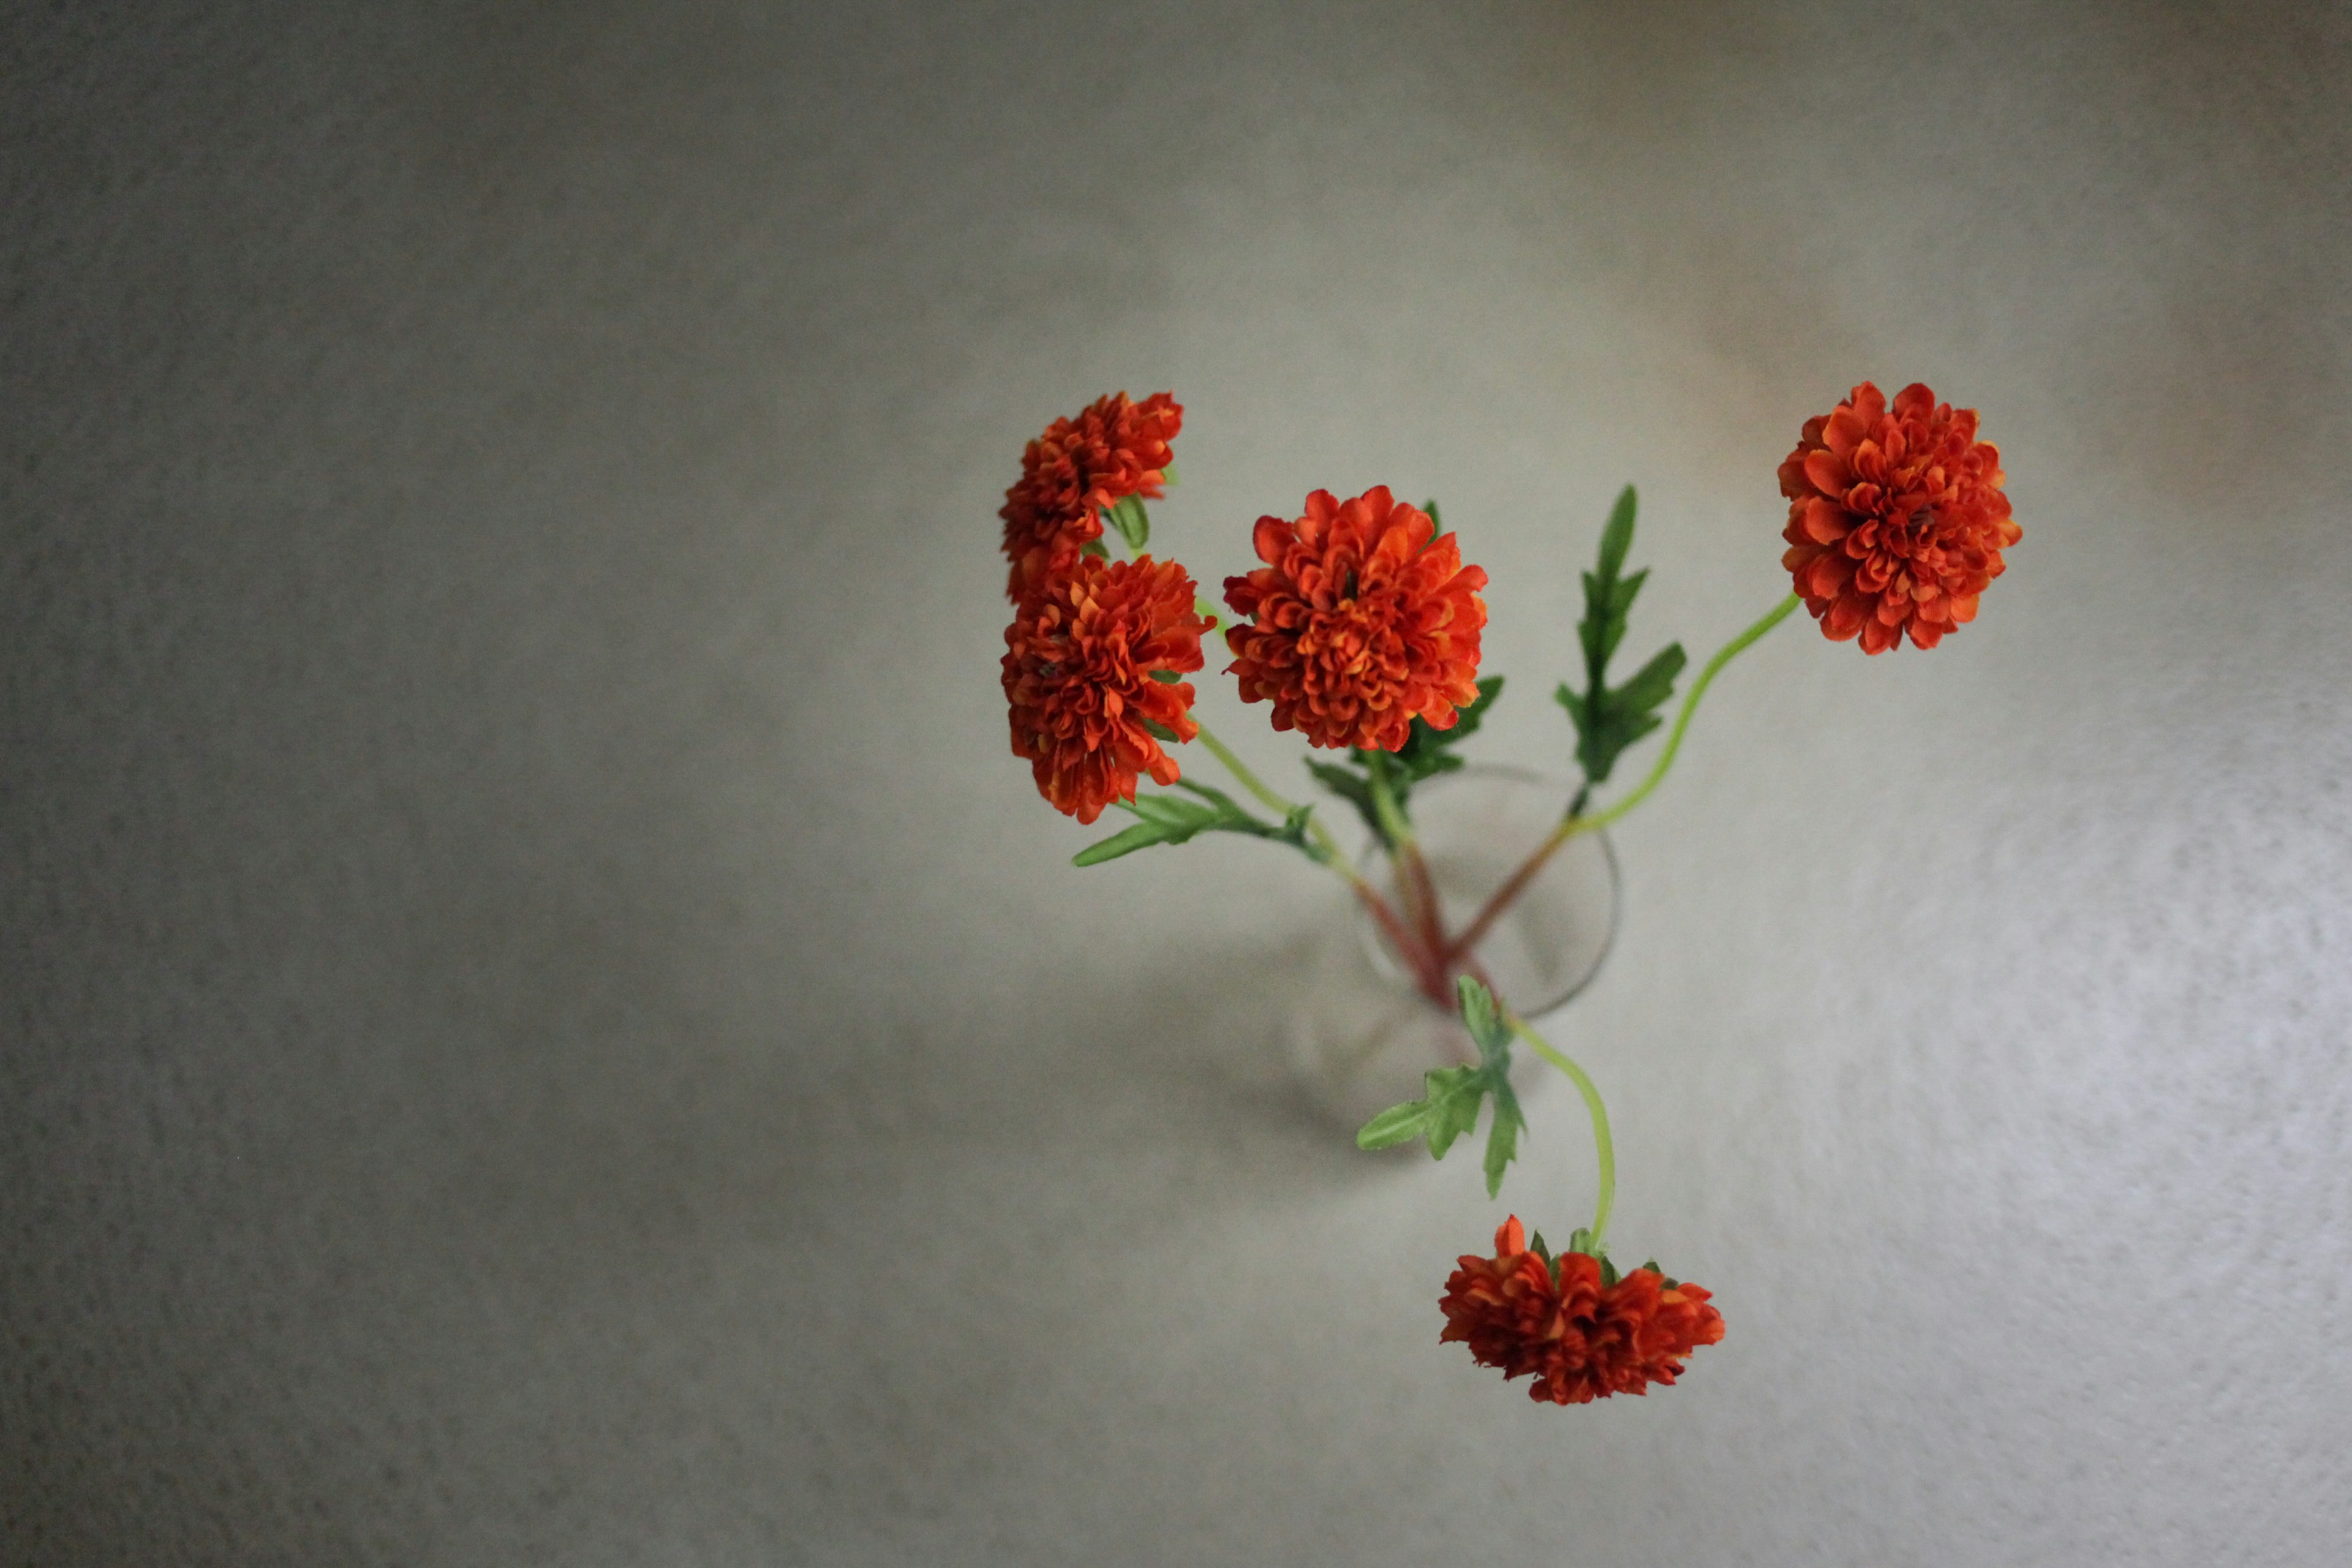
[1002, 554, 1212, 824]
[1780, 381, 2020, 654]
[1000, 391, 1184, 601]
[1439, 1216, 1724, 1405]
[1221, 487, 1487, 751]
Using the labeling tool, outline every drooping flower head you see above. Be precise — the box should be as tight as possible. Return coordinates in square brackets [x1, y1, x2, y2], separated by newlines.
[1439, 1216, 1724, 1405]
[1002, 553, 1212, 824]
[1222, 486, 1487, 751]
[1000, 391, 1184, 601]
[1779, 381, 2020, 654]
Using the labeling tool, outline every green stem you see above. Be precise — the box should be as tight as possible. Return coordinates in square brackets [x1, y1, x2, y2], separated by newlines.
[1572, 592, 1801, 836]
[1365, 753, 1415, 852]
[1193, 723, 1350, 872]
[1441, 592, 1800, 967]
[1510, 1015, 1614, 1253]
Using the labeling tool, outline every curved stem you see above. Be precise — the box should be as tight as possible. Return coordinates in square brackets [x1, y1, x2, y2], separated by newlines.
[1510, 1014, 1614, 1253]
[1191, 723, 1351, 869]
[1191, 721, 1449, 1000]
[1442, 593, 1800, 965]
[1574, 592, 1801, 837]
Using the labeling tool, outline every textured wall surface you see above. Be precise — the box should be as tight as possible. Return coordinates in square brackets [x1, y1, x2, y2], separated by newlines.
[7, 2, 2351, 1562]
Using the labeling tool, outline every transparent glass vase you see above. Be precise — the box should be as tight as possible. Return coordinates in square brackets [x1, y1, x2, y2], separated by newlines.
[1287, 766, 1619, 1129]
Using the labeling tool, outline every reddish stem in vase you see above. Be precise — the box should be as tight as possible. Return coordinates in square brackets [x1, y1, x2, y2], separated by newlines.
[1441, 827, 1570, 968]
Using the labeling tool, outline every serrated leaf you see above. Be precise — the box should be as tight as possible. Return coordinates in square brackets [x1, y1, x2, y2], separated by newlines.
[1482, 1078, 1525, 1199]
[1560, 488, 1684, 788]
[1106, 493, 1150, 551]
[1421, 1066, 1486, 1158]
[1455, 976, 1514, 1059]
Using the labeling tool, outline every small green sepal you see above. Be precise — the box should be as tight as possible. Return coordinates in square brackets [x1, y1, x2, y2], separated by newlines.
[1106, 494, 1150, 552]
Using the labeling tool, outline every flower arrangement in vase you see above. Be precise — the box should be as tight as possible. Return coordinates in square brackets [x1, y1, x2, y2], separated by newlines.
[997, 383, 2019, 1403]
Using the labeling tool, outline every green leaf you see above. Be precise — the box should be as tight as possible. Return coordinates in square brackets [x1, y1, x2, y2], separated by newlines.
[1080, 538, 1110, 559]
[1074, 780, 1326, 868]
[1455, 976, 1513, 1060]
[1424, 497, 1446, 539]
[1614, 643, 1686, 717]
[1596, 484, 1637, 582]
[1482, 1076, 1525, 1199]
[1436, 977, 1527, 1196]
[1558, 488, 1684, 788]
[1306, 759, 1382, 844]
[1106, 493, 1150, 552]
[1419, 1066, 1486, 1158]
[1160, 463, 1180, 488]
[1308, 675, 1507, 844]
[1071, 820, 1182, 867]
[1071, 794, 1223, 865]
[1355, 1099, 1430, 1150]
[1390, 674, 1503, 788]
[1355, 1064, 1484, 1159]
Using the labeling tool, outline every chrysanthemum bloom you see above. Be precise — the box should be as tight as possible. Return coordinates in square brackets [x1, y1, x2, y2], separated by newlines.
[1000, 391, 1184, 600]
[1439, 1216, 1724, 1405]
[1779, 381, 2020, 654]
[1002, 553, 1212, 824]
[1222, 486, 1487, 751]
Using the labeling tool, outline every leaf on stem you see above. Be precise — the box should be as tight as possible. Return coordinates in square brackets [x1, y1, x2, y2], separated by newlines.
[1106, 494, 1150, 552]
[1555, 486, 1686, 788]
[1353, 976, 1528, 1197]
[1305, 676, 1505, 846]
[1071, 780, 1320, 867]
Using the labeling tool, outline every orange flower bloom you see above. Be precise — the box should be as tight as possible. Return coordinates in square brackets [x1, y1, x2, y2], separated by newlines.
[1002, 554, 1212, 824]
[1221, 486, 1487, 751]
[1439, 1216, 1724, 1405]
[1780, 381, 2019, 654]
[1000, 391, 1184, 600]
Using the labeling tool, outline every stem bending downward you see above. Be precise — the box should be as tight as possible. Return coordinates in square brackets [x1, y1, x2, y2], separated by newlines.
[1512, 1016, 1615, 1251]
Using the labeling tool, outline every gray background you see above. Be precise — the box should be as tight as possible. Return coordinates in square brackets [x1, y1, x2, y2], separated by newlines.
[7, 1, 2351, 1562]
